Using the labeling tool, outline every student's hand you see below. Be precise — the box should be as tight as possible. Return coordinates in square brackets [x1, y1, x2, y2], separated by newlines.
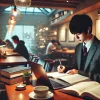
[66, 69, 78, 74]
[57, 65, 66, 73]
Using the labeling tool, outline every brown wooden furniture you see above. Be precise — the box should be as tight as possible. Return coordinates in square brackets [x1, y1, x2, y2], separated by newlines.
[6, 52, 20, 56]
[29, 53, 39, 63]
[6, 83, 83, 100]
[0, 56, 28, 66]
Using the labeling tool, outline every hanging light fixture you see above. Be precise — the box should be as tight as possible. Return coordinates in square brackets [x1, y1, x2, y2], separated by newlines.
[8, 24, 15, 33]
[10, 6, 22, 21]
[8, 18, 16, 26]
[14, 0, 31, 7]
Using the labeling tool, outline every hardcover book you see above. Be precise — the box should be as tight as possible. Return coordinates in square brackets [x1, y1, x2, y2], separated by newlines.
[59, 81, 100, 100]
[0, 66, 31, 78]
[0, 76, 23, 85]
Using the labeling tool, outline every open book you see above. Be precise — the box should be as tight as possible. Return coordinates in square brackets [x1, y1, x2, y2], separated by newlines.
[47, 72, 67, 78]
[59, 81, 100, 100]
[47, 72, 90, 85]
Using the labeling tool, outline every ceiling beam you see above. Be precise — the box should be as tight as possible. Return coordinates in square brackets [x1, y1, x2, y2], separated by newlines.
[39, 8, 48, 16]
[31, 0, 80, 4]
[0, 0, 77, 10]
[34, 0, 81, 4]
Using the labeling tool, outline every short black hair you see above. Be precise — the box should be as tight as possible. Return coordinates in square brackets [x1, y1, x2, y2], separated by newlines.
[12, 35, 19, 41]
[69, 14, 92, 34]
[50, 40, 57, 43]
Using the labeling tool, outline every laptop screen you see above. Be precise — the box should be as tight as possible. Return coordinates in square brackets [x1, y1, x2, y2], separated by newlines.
[29, 62, 54, 90]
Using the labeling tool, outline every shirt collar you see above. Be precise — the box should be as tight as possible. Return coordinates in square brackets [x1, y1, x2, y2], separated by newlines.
[83, 36, 94, 52]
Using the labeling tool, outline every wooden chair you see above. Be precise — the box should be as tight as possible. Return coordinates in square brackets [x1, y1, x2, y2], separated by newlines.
[44, 59, 55, 72]
[29, 53, 39, 63]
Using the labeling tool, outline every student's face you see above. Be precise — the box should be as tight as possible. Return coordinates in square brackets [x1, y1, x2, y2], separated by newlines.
[13, 40, 18, 44]
[75, 32, 88, 42]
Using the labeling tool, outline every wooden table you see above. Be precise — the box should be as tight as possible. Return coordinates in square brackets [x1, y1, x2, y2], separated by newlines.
[51, 49, 75, 67]
[6, 52, 20, 56]
[56, 49, 75, 54]
[6, 83, 83, 100]
[0, 56, 28, 66]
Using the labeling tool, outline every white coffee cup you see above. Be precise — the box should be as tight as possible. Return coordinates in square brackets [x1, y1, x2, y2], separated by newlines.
[34, 86, 49, 98]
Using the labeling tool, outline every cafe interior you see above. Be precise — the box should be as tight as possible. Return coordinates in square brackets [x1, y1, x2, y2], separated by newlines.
[0, 0, 100, 100]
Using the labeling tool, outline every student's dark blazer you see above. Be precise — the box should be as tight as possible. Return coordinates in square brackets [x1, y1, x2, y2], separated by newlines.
[74, 36, 100, 82]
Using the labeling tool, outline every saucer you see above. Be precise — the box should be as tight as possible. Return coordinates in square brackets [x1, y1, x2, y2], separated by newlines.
[29, 91, 53, 99]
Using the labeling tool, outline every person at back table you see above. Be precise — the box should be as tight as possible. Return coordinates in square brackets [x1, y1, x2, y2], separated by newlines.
[12, 35, 29, 60]
[46, 40, 57, 54]
[57, 14, 100, 82]
[55, 40, 62, 50]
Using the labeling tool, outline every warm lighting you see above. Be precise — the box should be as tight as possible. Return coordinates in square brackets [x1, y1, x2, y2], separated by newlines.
[45, 27, 48, 31]
[20, 0, 26, 2]
[54, 31, 57, 35]
[14, 0, 31, 7]
[39, 27, 49, 32]
[19, 93, 23, 99]
[17, 84, 25, 87]
[98, 10, 100, 15]
[71, 10, 73, 15]
[8, 25, 14, 30]
[8, 18, 16, 25]
[16, 84, 26, 90]
[10, 6, 22, 21]
[8, 25, 15, 33]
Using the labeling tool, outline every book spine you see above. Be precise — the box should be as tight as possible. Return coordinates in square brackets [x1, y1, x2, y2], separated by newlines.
[0, 76, 23, 85]
[0, 69, 31, 78]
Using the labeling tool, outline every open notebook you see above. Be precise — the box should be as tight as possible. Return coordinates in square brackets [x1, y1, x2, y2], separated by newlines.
[47, 72, 90, 85]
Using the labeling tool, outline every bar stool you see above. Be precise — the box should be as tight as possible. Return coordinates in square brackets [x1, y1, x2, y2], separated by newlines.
[29, 53, 35, 62]
[44, 59, 55, 72]
[34, 56, 39, 63]
[29, 53, 39, 63]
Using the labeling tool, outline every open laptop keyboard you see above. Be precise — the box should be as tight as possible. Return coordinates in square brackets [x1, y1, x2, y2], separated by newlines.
[49, 79, 66, 89]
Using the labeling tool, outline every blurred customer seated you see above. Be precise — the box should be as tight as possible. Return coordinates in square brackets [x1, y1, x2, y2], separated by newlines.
[12, 35, 29, 60]
[46, 40, 57, 54]
[55, 40, 62, 50]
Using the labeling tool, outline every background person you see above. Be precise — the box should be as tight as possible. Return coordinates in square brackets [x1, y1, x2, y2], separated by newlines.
[12, 35, 29, 60]
[46, 40, 57, 54]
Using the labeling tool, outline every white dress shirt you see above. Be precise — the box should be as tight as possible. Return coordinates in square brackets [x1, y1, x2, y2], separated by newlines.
[83, 36, 94, 52]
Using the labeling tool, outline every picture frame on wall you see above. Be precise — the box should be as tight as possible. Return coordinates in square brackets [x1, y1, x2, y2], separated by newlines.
[68, 30, 75, 42]
[59, 29, 67, 42]
[96, 19, 100, 40]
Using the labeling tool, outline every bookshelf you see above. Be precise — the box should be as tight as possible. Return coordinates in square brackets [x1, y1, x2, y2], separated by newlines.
[51, 10, 68, 24]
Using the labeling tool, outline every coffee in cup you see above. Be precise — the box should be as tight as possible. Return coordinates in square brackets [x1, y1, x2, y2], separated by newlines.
[34, 86, 49, 98]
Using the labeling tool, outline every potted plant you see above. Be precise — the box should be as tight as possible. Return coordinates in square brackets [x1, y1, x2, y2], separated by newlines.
[23, 72, 31, 85]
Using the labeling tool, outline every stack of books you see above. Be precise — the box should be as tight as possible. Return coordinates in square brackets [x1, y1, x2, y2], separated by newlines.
[0, 66, 31, 84]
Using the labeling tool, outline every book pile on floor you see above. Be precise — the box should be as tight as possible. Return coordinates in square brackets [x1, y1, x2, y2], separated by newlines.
[0, 66, 31, 84]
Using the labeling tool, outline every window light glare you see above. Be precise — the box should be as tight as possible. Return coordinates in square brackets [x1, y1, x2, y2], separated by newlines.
[66, 1, 68, 2]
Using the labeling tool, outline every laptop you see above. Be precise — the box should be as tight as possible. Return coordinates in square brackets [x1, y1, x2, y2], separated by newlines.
[30, 62, 71, 90]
